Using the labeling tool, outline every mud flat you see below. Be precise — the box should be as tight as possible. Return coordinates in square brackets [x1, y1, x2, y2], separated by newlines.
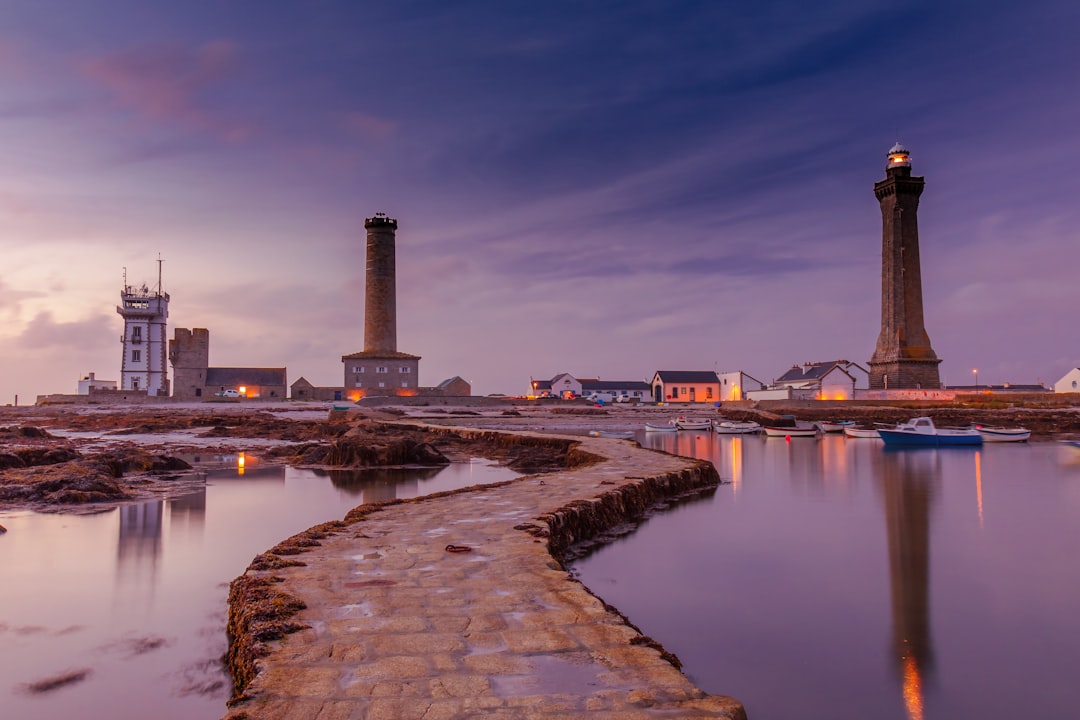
[224, 426, 747, 720]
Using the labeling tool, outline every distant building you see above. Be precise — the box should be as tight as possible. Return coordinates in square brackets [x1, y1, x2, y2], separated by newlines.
[651, 371, 721, 404]
[529, 373, 648, 401]
[169, 328, 286, 399]
[290, 377, 345, 402]
[116, 265, 170, 396]
[341, 213, 422, 400]
[1055, 368, 1080, 394]
[768, 360, 870, 400]
[718, 371, 767, 401]
[78, 372, 117, 394]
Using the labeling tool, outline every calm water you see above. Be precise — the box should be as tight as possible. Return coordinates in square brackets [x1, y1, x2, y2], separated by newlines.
[572, 432, 1080, 720]
[0, 455, 516, 720]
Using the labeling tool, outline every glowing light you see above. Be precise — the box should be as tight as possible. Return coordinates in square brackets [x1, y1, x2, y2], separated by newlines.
[901, 655, 924, 720]
[237, 451, 246, 476]
[238, 386, 247, 396]
[975, 450, 984, 528]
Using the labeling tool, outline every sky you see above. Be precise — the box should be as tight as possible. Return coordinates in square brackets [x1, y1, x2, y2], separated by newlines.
[2, 1, 1079, 403]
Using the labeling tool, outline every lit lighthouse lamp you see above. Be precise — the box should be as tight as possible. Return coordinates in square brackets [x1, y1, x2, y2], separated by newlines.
[887, 141, 911, 168]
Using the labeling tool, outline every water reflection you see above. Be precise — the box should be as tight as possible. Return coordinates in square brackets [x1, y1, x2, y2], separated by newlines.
[311, 467, 442, 502]
[0, 457, 517, 720]
[876, 449, 940, 720]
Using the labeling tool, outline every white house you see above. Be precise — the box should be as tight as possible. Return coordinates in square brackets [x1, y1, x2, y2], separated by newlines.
[78, 372, 117, 395]
[718, 371, 767, 401]
[1054, 368, 1080, 394]
[770, 360, 870, 400]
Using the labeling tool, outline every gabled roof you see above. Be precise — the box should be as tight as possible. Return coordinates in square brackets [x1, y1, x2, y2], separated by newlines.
[531, 379, 553, 390]
[206, 367, 287, 386]
[653, 370, 720, 383]
[438, 376, 468, 388]
[775, 360, 865, 385]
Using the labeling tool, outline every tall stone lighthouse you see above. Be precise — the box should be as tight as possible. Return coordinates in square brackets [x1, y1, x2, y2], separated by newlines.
[341, 213, 421, 398]
[868, 143, 942, 390]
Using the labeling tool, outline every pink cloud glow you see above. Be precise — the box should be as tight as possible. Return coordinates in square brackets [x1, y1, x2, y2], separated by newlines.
[79, 40, 254, 142]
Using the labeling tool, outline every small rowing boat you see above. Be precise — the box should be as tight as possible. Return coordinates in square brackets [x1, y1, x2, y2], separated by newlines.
[975, 425, 1031, 443]
[816, 420, 855, 433]
[763, 422, 817, 438]
[714, 420, 762, 434]
[644, 422, 677, 433]
[843, 426, 881, 439]
[674, 417, 713, 431]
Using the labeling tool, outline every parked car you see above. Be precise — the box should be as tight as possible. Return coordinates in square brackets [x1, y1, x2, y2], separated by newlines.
[216, 389, 241, 398]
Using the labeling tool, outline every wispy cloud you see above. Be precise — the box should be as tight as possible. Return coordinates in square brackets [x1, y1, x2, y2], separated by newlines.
[79, 40, 253, 142]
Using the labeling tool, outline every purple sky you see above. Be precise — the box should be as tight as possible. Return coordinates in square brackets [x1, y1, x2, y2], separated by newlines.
[2, 1, 1078, 402]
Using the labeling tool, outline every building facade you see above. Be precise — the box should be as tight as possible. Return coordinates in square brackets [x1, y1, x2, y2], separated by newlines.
[342, 213, 422, 399]
[868, 143, 942, 390]
[1054, 368, 1080, 394]
[116, 273, 170, 396]
[651, 370, 721, 404]
[169, 327, 286, 399]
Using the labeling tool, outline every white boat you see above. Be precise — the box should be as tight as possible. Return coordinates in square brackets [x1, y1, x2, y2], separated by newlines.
[975, 425, 1030, 443]
[674, 417, 712, 431]
[763, 422, 817, 438]
[714, 420, 762, 434]
[878, 417, 982, 447]
[644, 422, 677, 433]
[816, 420, 855, 433]
[588, 430, 635, 439]
[843, 426, 881, 439]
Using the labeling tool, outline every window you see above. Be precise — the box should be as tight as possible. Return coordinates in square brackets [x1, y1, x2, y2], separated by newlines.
[132, 350, 141, 362]
[706, 387, 714, 399]
[376, 367, 388, 374]
[355, 381, 363, 388]
[400, 367, 412, 374]
[352, 366, 364, 373]
[401, 381, 409, 388]
[378, 381, 385, 388]
[681, 387, 688, 396]
[132, 326, 142, 340]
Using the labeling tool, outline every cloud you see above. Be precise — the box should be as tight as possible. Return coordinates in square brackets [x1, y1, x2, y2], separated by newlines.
[79, 40, 253, 142]
[17, 311, 116, 351]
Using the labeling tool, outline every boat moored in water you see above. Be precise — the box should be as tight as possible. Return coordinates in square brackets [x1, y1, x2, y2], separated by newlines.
[878, 417, 982, 447]
[816, 421, 855, 433]
[644, 422, 678, 433]
[763, 422, 818, 438]
[674, 417, 713, 431]
[843, 426, 881, 439]
[975, 425, 1031, 443]
[714, 420, 762, 434]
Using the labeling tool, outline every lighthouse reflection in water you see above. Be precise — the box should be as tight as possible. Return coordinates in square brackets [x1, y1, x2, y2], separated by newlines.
[571, 433, 1080, 720]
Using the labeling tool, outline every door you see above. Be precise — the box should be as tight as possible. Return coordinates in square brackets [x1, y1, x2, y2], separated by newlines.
[690, 387, 696, 402]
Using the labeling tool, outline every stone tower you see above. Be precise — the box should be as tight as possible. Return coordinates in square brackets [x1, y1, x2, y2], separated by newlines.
[169, 328, 210, 399]
[116, 262, 170, 396]
[868, 143, 942, 390]
[342, 213, 420, 398]
[364, 213, 398, 354]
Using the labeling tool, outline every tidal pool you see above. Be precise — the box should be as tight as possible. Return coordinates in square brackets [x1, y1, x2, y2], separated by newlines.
[0, 456, 517, 720]
[572, 432, 1080, 720]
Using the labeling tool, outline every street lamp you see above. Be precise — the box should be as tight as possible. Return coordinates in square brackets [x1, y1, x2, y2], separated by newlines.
[973, 368, 978, 390]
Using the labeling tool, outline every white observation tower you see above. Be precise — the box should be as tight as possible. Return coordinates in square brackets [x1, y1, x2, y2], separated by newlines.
[116, 259, 170, 396]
